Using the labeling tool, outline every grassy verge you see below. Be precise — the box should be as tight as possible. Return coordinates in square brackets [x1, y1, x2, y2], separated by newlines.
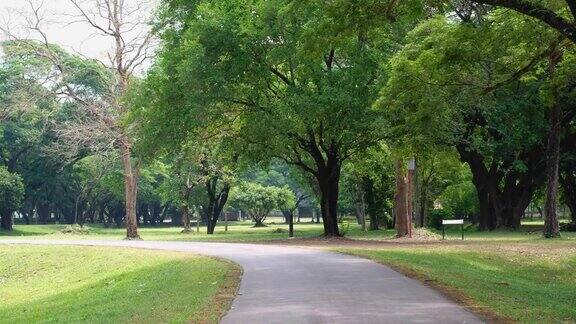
[337, 245, 576, 323]
[3, 220, 575, 243]
[0, 245, 240, 323]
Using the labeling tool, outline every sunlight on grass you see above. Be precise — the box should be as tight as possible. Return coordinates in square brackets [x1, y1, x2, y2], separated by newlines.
[338, 247, 576, 322]
[3, 219, 575, 243]
[0, 245, 238, 323]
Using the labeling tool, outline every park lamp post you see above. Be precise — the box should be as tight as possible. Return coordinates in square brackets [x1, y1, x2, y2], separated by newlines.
[406, 158, 415, 238]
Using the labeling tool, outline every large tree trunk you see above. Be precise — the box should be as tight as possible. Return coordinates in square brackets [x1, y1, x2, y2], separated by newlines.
[251, 212, 267, 227]
[181, 204, 192, 233]
[544, 50, 562, 238]
[36, 203, 50, 224]
[205, 179, 230, 235]
[317, 161, 341, 237]
[457, 143, 541, 230]
[406, 165, 415, 236]
[0, 210, 13, 231]
[394, 159, 408, 237]
[291, 135, 341, 237]
[206, 212, 215, 235]
[120, 141, 139, 239]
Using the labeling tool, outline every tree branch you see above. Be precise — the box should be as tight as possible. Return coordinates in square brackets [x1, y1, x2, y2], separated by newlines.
[270, 67, 293, 86]
[472, 0, 576, 43]
[566, 0, 576, 21]
[483, 35, 565, 93]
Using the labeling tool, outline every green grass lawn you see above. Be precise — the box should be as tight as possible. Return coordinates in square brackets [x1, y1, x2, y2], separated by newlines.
[0, 245, 240, 323]
[2, 221, 575, 322]
[3, 219, 575, 243]
[1, 220, 338, 241]
[337, 245, 576, 322]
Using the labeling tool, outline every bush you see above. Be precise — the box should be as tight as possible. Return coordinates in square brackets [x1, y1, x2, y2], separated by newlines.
[60, 225, 91, 235]
[339, 220, 350, 236]
[427, 209, 454, 230]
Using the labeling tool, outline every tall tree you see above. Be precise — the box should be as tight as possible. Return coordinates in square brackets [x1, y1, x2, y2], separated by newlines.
[2, 0, 155, 239]
[380, 12, 567, 231]
[147, 0, 388, 236]
[447, 0, 576, 236]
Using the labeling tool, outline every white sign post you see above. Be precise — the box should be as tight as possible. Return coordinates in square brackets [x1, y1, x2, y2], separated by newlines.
[442, 219, 464, 240]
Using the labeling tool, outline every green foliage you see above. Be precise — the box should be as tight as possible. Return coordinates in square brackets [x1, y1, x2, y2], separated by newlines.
[138, 0, 397, 236]
[341, 144, 395, 227]
[338, 220, 351, 237]
[229, 182, 295, 226]
[427, 208, 454, 230]
[0, 166, 24, 215]
[439, 180, 479, 218]
[380, 13, 552, 153]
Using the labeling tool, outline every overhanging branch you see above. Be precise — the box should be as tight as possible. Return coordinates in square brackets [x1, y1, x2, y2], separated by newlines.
[472, 0, 576, 43]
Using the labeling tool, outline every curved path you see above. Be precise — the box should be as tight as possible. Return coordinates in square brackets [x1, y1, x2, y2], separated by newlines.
[1, 239, 481, 323]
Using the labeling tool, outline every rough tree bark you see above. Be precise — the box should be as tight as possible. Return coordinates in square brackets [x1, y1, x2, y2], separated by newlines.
[121, 141, 139, 239]
[181, 205, 192, 232]
[316, 159, 341, 236]
[394, 159, 408, 237]
[457, 142, 541, 230]
[180, 176, 199, 233]
[288, 134, 341, 237]
[204, 178, 230, 235]
[543, 49, 563, 238]
[0, 211, 13, 231]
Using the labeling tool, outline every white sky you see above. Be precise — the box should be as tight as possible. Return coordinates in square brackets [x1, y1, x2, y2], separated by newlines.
[0, 0, 159, 72]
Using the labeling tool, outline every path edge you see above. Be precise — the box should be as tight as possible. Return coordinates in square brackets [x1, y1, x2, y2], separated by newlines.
[334, 249, 514, 323]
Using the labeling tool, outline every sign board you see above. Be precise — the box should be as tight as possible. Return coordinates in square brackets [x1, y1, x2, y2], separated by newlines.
[442, 219, 465, 240]
[442, 219, 464, 225]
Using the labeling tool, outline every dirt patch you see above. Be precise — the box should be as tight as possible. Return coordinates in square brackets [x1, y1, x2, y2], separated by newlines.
[197, 259, 242, 324]
[254, 236, 576, 262]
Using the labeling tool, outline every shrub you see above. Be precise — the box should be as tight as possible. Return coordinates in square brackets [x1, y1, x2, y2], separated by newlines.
[60, 225, 91, 235]
[339, 220, 350, 237]
[427, 209, 454, 230]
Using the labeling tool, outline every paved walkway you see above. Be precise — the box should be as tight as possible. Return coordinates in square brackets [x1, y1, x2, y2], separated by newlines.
[1, 239, 482, 323]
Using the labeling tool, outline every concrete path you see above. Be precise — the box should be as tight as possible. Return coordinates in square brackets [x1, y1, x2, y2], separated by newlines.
[1, 239, 482, 323]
